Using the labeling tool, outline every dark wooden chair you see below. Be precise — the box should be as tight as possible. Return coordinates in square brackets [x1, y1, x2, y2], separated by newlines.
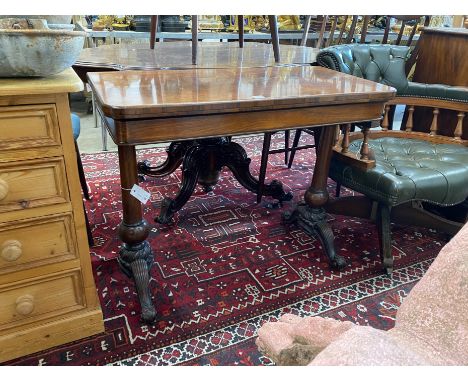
[150, 15, 281, 64]
[329, 91, 468, 273]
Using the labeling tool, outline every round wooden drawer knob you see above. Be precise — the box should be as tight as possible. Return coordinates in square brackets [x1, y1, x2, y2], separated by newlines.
[15, 294, 35, 316]
[1, 240, 22, 262]
[0, 178, 9, 201]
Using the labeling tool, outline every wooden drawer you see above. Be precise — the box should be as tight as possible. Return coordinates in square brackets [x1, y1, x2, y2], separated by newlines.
[0, 157, 69, 214]
[0, 104, 61, 151]
[0, 214, 78, 275]
[0, 270, 85, 330]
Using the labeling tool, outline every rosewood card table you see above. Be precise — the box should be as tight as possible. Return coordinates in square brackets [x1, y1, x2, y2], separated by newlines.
[87, 66, 395, 323]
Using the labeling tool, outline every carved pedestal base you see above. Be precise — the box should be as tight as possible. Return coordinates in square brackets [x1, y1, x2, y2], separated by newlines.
[283, 202, 347, 270]
[142, 137, 293, 224]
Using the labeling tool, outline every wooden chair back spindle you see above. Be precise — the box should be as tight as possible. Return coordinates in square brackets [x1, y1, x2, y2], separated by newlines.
[301, 15, 329, 49]
[341, 124, 351, 153]
[149, 15, 280, 65]
[315, 16, 328, 49]
[325, 16, 339, 47]
[430, 107, 440, 136]
[191, 15, 198, 65]
[382, 16, 430, 46]
[238, 15, 244, 48]
[381, 105, 391, 131]
[345, 16, 359, 43]
[360, 127, 370, 160]
[150, 15, 158, 49]
[300, 15, 312, 46]
[454, 112, 466, 141]
[334, 124, 340, 146]
[268, 15, 281, 63]
[336, 16, 348, 44]
[405, 105, 415, 132]
[359, 16, 371, 43]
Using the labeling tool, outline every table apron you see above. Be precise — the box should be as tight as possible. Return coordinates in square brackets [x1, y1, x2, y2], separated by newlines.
[107, 102, 385, 145]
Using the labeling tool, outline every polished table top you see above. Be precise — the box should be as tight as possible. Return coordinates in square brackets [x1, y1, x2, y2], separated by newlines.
[88, 66, 395, 120]
[76, 41, 318, 70]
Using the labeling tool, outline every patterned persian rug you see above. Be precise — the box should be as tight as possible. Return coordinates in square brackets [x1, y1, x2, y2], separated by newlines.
[4, 134, 446, 366]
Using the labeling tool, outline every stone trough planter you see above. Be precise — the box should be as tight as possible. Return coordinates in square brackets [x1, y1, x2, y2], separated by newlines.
[0, 18, 85, 77]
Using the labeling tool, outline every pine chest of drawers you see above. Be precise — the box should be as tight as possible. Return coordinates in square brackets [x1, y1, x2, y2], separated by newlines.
[0, 69, 104, 362]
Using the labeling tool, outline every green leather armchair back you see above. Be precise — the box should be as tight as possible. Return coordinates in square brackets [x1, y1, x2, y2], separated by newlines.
[316, 44, 411, 92]
[317, 44, 468, 103]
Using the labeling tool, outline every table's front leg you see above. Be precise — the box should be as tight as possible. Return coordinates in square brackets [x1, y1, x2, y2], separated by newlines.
[117, 145, 156, 323]
[284, 125, 347, 270]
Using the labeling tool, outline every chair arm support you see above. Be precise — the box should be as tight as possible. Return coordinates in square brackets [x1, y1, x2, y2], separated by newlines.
[398, 82, 468, 106]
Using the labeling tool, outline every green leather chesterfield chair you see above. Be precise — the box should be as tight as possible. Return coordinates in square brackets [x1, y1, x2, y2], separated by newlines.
[316, 44, 468, 273]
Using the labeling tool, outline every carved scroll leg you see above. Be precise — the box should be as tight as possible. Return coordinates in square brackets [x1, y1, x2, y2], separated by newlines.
[117, 145, 156, 323]
[298, 125, 346, 270]
[156, 146, 202, 224]
[377, 203, 393, 274]
[313, 219, 347, 269]
[284, 204, 347, 270]
[223, 141, 293, 204]
[137, 140, 193, 179]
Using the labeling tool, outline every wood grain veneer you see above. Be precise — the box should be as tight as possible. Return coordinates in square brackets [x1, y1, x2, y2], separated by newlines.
[88, 66, 395, 121]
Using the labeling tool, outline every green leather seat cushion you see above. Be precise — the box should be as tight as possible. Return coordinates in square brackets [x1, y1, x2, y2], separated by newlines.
[330, 137, 468, 207]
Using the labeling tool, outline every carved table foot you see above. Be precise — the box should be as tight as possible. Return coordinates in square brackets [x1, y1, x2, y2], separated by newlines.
[117, 238, 156, 323]
[283, 203, 347, 270]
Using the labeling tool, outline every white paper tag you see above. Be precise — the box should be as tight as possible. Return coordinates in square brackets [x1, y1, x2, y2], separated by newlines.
[130, 184, 151, 204]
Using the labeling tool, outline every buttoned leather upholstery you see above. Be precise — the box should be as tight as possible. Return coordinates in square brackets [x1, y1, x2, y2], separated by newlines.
[329, 137, 468, 207]
[316, 44, 468, 103]
[317, 44, 468, 209]
[317, 44, 411, 91]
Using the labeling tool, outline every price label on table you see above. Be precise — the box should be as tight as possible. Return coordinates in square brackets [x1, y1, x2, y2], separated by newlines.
[130, 184, 151, 204]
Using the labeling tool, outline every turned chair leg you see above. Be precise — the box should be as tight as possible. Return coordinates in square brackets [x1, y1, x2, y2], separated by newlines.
[75, 140, 94, 247]
[284, 130, 290, 165]
[258, 132, 273, 203]
[377, 203, 393, 274]
[335, 182, 342, 197]
[75, 140, 90, 200]
[287, 129, 303, 168]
